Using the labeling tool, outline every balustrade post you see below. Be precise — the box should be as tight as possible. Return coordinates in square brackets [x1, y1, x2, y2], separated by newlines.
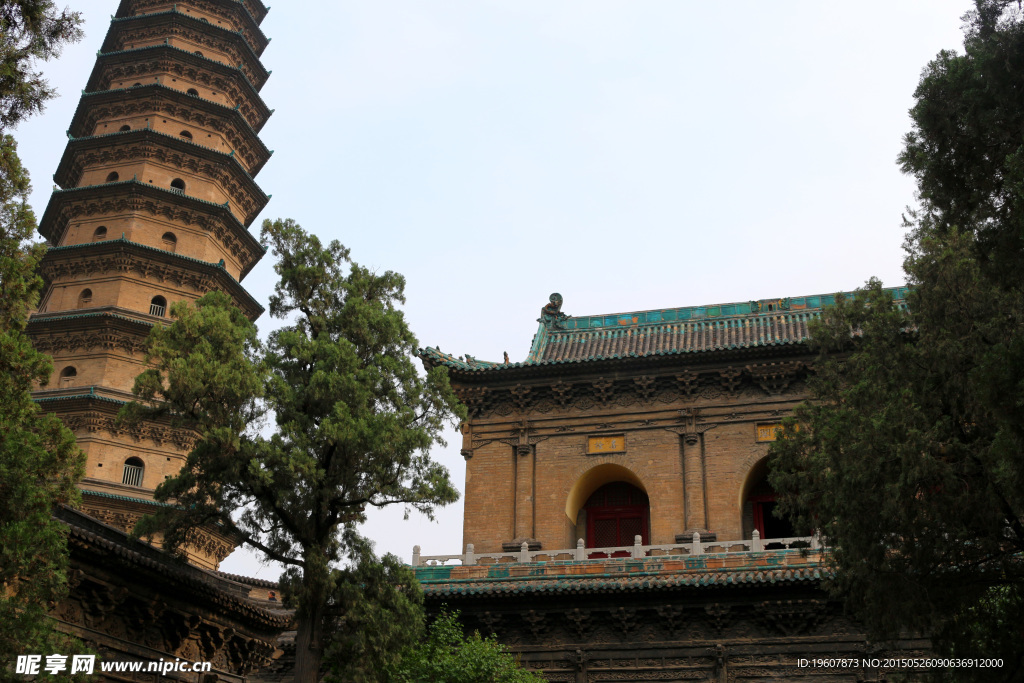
[811, 531, 821, 550]
[520, 541, 530, 563]
[465, 543, 476, 566]
[692, 532, 702, 555]
[752, 529, 762, 552]
[576, 538, 585, 561]
[412, 545, 421, 566]
[632, 535, 643, 559]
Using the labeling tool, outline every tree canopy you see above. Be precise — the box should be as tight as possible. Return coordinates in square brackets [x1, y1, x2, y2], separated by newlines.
[127, 218, 465, 683]
[0, 0, 82, 129]
[0, 135, 86, 677]
[385, 610, 546, 683]
[769, 1, 1024, 676]
[0, 3, 86, 674]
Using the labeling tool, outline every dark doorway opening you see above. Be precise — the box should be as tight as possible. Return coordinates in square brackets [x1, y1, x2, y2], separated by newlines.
[585, 481, 649, 558]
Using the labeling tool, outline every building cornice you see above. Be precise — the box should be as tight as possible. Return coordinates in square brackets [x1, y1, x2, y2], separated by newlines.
[56, 130, 269, 226]
[87, 45, 272, 130]
[69, 85, 272, 173]
[39, 179, 265, 278]
[38, 237, 264, 320]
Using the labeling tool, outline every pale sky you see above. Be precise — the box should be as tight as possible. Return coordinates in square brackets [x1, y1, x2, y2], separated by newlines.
[15, 1, 974, 580]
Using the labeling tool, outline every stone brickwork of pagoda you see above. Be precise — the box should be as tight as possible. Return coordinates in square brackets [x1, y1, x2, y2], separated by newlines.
[28, 0, 273, 570]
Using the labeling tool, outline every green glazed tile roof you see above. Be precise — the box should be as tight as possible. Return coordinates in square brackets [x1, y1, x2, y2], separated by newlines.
[421, 287, 909, 371]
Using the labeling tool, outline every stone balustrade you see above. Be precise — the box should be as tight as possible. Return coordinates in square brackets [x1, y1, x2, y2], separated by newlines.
[412, 530, 821, 567]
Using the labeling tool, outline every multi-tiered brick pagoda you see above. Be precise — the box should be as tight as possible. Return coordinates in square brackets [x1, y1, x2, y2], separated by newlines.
[27, 0, 273, 570]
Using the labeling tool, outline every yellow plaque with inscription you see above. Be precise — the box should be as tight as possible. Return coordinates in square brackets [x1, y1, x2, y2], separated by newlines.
[756, 424, 783, 442]
[588, 435, 625, 454]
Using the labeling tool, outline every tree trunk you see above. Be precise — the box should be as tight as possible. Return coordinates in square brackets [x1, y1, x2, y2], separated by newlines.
[293, 553, 329, 683]
[293, 601, 326, 683]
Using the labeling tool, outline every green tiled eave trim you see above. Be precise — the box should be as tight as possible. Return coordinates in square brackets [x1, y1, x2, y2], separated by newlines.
[91, 45, 271, 115]
[34, 389, 127, 406]
[41, 234, 265, 316]
[29, 310, 155, 326]
[104, 9, 269, 87]
[420, 287, 910, 371]
[112, 2, 269, 53]
[414, 566, 831, 597]
[81, 488, 175, 509]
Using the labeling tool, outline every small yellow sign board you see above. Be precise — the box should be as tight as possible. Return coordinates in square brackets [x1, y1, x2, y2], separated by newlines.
[588, 435, 625, 454]
[756, 423, 784, 442]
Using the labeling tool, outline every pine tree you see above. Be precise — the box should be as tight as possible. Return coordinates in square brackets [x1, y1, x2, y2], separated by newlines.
[127, 219, 464, 683]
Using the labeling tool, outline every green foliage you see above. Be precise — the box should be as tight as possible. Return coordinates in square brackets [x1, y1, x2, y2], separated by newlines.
[0, 135, 85, 677]
[322, 537, 424, 683]
[388, 610, 545, 683]
[770, 1, 1024, 676]
[125, 218, 465, 682]
[0, 0, 82, 129]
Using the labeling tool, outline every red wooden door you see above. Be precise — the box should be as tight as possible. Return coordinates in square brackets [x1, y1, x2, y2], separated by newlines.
[585, 482, 649, 558]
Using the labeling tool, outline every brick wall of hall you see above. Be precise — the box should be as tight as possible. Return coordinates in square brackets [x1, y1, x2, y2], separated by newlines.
[460, 383, 807, 555]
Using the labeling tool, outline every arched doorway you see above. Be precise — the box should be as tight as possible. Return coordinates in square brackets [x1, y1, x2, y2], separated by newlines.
[741, 458, 796, 546]
[585, 482, 649, 557]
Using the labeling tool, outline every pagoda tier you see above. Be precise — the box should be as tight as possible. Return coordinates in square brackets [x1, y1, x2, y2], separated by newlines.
[87, 46, 272, 129]
[39, 179, 264, 279]
[29, 0, 272, 569]
[103, 9, 270, 89]
[115, 0, 270, 52]
[36, 237, 263, 319]
[55, 129, 269, 226]
[69, 85, 271, 174]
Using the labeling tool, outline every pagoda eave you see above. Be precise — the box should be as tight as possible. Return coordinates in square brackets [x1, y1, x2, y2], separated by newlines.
[87, 46, 272, 129]
[114, 0, 269, 55]
[39, 180, 266, 278]
[38, 238, 265, 320]
[54, 131, 269, 225]
[69, 85, 271, 169]
[103, 11, 270, 90]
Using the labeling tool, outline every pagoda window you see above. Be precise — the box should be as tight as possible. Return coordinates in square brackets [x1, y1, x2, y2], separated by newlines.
[92, 226, 107, 242]
[105, 172, 119, 183]
[122, 457, 145, 487]
[118, 125, 130, 132]
[179, 130, 193, 140]
[161, 232, 177, 253]
[194, 51, 203, 57]
[170, 178, 186, 193]
[77, 289, 93, 308]
[150, 295, 167, 317]
[187, 88, 199, 97]
[132, 82, 141, 87]
[59, 366, 77, 388]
